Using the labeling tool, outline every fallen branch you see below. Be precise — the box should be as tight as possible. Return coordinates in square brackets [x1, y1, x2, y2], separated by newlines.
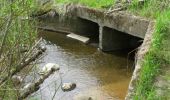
[0, 39, 46, 85]
[18, 68, 57, 99]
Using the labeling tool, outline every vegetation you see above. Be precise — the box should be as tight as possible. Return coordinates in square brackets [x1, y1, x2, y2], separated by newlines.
[128, 0, 170, 99]
[0, 0, 38, 99]
[56, 0, 115, 8]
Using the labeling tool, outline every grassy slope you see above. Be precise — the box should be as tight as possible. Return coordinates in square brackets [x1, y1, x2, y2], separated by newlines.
[55, 0, 170, 99]
[128, 0, 170, 99]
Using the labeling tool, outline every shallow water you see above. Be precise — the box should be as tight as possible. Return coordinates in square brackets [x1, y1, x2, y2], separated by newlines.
[28, 30, 133, 100]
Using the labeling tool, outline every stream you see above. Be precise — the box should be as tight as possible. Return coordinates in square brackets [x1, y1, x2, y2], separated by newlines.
[27, 30, 134, 100]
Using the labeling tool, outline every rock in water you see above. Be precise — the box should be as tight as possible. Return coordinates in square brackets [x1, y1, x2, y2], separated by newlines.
[39, 63, 60, 75]
[61, 83, 76, 92]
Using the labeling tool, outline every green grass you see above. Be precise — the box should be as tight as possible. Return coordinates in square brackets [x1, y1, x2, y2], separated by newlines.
[129, 0, 170, 99]
[55, 0, 114, 9]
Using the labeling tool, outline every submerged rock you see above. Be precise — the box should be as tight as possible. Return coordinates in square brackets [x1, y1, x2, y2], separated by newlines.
[39, 63, 60, 75]
[61, 82, 76, 92]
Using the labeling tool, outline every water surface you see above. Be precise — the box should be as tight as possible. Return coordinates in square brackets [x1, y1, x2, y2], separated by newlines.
[28, 30, 133, 100]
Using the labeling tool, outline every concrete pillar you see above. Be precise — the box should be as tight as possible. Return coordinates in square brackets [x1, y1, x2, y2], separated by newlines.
[99, 26, 132, 51]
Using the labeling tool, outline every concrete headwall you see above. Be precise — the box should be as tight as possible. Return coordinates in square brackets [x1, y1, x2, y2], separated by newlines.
[76, 6, 150, 39]
[38, 5, 149, 51]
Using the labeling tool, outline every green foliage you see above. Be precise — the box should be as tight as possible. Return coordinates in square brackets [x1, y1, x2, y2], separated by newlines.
[128, 0, 170, 19]
[0, 0, 37, 99]
[56, 0, 114, 9]
[133, 52, 160, 100]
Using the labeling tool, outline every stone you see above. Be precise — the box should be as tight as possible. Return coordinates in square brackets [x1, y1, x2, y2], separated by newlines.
[39, 63, 60, 75]
[61, 82, 76, 92]
[12, 75, 23, 85]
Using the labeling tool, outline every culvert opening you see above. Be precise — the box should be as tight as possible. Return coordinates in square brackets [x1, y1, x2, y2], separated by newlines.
[101, 26, 144, 63]
[77, 18, 100, 44]
[101, 26, 143, 51]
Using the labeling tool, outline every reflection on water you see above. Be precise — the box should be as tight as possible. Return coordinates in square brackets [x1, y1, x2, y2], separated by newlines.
[28, 30, 133, 100]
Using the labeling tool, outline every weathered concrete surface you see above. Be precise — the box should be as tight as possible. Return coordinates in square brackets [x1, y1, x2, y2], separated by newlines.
[76, 6, 150, 39]
[125, 21, 155, 100]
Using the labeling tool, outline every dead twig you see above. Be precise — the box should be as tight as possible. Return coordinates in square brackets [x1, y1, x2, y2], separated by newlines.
[0, 41, 45, 85]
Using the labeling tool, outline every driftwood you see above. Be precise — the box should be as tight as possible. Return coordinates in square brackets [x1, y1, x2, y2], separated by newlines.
[18, 67, 58, 99]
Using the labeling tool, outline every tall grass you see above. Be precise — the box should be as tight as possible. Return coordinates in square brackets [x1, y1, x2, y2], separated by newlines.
[128, 0, 170, 99]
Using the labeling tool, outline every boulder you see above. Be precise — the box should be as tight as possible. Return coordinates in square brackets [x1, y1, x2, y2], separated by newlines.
[39, 63, 60, 75]
[61, 82, 76, 92]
